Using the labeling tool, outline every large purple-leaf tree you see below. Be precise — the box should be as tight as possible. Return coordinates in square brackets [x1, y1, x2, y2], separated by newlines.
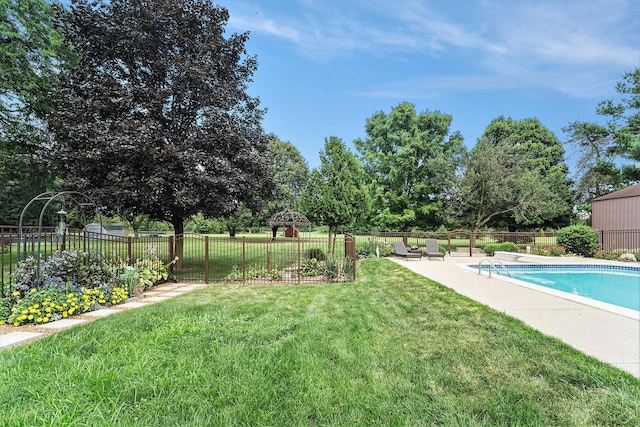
[47, 0, 274, 260]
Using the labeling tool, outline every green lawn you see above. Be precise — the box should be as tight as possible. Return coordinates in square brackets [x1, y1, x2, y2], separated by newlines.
[1, 258, 639, 425]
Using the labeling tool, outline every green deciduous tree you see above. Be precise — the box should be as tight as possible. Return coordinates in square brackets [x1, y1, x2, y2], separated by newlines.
[563, 121, 622, 207]
[300, 137, 370, 255]
[354, 102, 465, 231]
[596, 68, 640, 181]
[47, 0, 273, 260]
[0, 0, 76, 224]
[226, 202, 253, 238]
[1, 0, 74, 125]
[263, 135, 309, 216]
[451, 117, 572, 231]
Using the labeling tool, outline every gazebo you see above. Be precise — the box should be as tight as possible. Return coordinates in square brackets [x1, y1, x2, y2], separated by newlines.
[267, 209, 312, 240]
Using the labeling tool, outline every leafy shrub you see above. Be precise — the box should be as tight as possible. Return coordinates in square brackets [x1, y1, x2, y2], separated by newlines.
[5, 248, 168, 325]
[109, 248, 169, 295]
[321, 257, 355, 282]
[557, 225, 599, 257]
[530, 245, 566, 256]
[356, 247, 376, 259]
[484, 242, 519, 256]
[226, 264, 283, 280]
[594, 249, 639, 262]
[357, 238, 393, 259]
[499, 242, 519, 252]
[306, 248, 326, 261]
[185, 213, 226, 234]
[13, 251, 117, 293]
[300, 258, 322, 277]
[594, 249, 623, 261]
[120, 266, 141, 296]
[0, 297, 12, 324]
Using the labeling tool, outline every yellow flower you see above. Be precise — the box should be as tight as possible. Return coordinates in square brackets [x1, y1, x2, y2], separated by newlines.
[12, 291, 20, 296]
[62, 311, 68, 318]
[36, 317, 43, 323]
[13, 322, 19, 326]
[0, 320, 4, 325]
[43, 317, 49, 323]
[27, 315, 34, 320]
[30, 288, 36, 293]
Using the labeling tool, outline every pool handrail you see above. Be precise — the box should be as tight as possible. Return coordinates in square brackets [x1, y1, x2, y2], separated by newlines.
[478, 258, 512, 278]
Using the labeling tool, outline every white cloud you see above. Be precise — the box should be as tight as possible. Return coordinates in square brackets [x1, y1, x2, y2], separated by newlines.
[488, 0, 638, 69]
[227, 0, 639, 97]
[358, 69, 620, 100]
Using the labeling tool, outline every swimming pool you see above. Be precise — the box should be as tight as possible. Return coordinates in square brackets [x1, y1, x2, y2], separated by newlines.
[467, 263, 640, 316]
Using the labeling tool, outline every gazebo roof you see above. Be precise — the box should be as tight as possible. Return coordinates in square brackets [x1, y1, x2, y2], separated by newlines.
[267, 209, 312, 227]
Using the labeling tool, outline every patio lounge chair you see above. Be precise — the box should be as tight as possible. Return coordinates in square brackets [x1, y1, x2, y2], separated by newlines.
[392, 241, 422, 260]
[424, 239, 445, 261]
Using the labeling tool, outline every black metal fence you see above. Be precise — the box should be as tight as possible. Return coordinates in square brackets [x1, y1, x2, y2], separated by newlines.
[599, 230, 640, 252]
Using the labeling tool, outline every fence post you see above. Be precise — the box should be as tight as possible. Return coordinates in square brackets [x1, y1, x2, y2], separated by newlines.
[267, 237, 271, 272]
[297, 236, 301, 284]
[204, 235, 209, 284]
[127, 236, 133, 265]
[344, 233, 357, 281]
[168, 236, 174, 277]
[242, 236, 246, 281]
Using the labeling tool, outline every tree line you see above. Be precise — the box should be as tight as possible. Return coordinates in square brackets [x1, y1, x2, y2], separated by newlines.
[1, 1, 639, 254]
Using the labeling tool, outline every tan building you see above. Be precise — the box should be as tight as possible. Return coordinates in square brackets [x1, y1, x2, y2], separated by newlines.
[591, 183, 640, 250]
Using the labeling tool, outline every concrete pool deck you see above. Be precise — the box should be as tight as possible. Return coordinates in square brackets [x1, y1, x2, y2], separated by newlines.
[390, 255, 640, 378]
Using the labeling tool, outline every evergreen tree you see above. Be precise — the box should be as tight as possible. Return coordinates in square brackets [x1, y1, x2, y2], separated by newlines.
[300, 137, 370, 254]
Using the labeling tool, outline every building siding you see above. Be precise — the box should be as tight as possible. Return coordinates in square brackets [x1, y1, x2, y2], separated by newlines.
[592, 184, 640, 250]
[592, 197, 640, 230]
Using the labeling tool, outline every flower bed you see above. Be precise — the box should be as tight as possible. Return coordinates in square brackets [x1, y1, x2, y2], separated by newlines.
[0, 249, 168, 326]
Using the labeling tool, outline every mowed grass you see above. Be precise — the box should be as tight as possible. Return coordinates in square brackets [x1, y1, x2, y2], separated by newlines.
[1, 259, 639, 426]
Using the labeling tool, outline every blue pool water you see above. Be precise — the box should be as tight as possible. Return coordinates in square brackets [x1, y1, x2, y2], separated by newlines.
[471, 264, 640, 312]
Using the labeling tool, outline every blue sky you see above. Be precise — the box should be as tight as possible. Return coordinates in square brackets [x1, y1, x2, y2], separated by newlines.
[223, 0, 639, 173]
